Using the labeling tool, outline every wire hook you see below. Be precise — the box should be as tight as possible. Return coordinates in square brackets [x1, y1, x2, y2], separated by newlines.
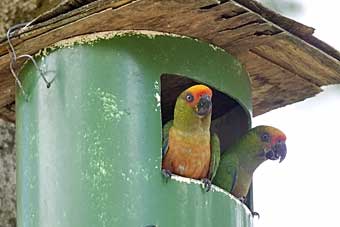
[7, 22, 55, 101]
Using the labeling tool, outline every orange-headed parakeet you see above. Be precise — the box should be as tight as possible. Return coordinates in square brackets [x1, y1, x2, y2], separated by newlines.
[162, 84, 220, 191]
[212, 125, 287, 199]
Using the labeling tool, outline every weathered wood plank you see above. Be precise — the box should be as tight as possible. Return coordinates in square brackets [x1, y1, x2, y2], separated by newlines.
[238, 51, 322, 116]
[223, 30, 281, 55]
[251, 34, 340, 86]
[211, 23, 280, 47]
[232, 0, 315, 36]
[0, 0, 278, 71]
[0, 71, 14, 108]
[0, 0, 137, 55]
[32, 0, 101, 24]
[233, 0, 340, 61]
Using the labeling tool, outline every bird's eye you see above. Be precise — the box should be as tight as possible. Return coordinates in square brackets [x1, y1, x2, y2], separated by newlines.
[186, 93, 194, 102]
[261, 133, 270, 142]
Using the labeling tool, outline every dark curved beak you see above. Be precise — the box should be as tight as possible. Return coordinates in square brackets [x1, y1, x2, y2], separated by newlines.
[197, 94, 212, 116]
[265, 142, 287, 163]
[275, 142, 287, 163]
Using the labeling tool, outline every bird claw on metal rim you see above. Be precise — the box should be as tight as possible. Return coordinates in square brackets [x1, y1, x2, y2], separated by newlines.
[238, 196, 247, 203]
[251, 211, 260, 219]
[161, 169, 172, 180]
[201, 178, 212, 192]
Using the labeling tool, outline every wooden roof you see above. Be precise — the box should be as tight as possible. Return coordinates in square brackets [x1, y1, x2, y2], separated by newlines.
[0, 0, 339, 122]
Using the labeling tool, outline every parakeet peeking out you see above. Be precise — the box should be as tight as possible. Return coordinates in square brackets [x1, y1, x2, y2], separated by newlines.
[161, 84, 220, 191]
[213, 125, 287, 200]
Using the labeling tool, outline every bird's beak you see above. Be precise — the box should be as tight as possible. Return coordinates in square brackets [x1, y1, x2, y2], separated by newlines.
[265, 142, 287, 163]
[274, 142, 287, 163]
[196, 94, 212, 116]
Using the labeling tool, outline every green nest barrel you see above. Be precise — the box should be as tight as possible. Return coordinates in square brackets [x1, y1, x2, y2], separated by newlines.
[16, 31, 253, 227]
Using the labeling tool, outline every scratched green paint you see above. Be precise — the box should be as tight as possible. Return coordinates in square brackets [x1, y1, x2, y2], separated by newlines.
[16, 32, 253, 227]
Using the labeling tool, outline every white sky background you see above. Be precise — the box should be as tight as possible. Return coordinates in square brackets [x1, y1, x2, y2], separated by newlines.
[253, 1, 340, 227]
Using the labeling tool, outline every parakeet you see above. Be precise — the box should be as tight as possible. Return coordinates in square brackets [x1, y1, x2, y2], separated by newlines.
[212, 125, 287, 199]
[162, 84, 220, 190]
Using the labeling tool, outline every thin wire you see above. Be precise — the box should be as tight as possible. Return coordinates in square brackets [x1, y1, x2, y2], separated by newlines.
[9, 56, 27, 100]
[7, 22, 54, 101]
[17, 54, 52, 87]
[6, 22, 28, 61]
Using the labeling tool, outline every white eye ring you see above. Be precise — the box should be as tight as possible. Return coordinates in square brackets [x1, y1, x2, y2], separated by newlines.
[186, 93, 194, 102]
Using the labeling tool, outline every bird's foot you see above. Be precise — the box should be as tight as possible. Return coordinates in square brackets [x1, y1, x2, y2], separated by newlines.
[161, 169, 172, 180]
[237, 197, 260, 218]
[201, 178, 212, 192]
[238, 196, 247, 203]
[251, 211, 260, 218]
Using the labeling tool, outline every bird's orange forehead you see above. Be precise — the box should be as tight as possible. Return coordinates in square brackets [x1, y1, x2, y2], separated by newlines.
[185, 85, 212, 97]
[268, 127, 286, 142]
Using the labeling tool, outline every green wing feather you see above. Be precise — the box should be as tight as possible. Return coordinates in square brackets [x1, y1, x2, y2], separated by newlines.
[212, 153, 238, 192]
[162, 120, 173, 158]
[162, 120, 173, 141]
[208, 133, 220, 180]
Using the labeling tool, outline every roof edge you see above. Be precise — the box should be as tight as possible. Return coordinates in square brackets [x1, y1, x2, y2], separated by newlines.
[232, 0, 340, 61]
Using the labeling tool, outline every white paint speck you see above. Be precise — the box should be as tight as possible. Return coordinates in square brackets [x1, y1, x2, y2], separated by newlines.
[34, 30, 198, 59]
[99, 166, 107, 176]
[89, 87, 126, 122]
[155, 93, 160, 105]
[154, 81, 161, 112]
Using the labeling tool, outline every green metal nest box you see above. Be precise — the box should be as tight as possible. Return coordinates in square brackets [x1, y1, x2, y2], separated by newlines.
[16, 31, 253, 227]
